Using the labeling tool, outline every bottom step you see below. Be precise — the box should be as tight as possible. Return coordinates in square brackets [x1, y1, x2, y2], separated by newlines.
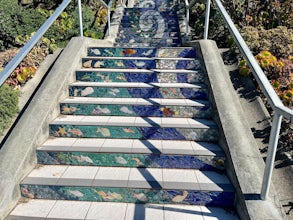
[7, 200, 239, 220]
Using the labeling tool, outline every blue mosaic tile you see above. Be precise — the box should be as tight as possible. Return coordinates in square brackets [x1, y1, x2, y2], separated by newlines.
[49, 124, 218, 141]
[76, 70, 205, 83]
[124, 72, 158, 82]
[37, 151, 225, 171]
[20, 185, 235, 206]
[117, 37, 181, 45]
[118, 26, 179, 34]
[21, 184, 235, 207]
[69, 86, 132, 98]
[69, 85, 208, 100]
[117, 32, 180, 41]
[83, 58, 201, 70]
[60, 103, 213, 118]
[87, 48, 157, 57]
[120, 19, 178, 27]
[82, 58, 157, 69]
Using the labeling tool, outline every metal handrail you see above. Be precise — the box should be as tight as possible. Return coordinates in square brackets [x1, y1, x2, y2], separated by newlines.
[99, 0, 114, 36]
[0, 0, 113, 87]
[200, 0, 293, 200]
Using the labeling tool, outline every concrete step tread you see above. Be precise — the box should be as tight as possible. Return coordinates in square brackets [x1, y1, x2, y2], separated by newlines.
[70, 82, 205, 89]
[8, 200, 239, 220]
[21, 165, 233, 191]
[61, 97, 208, 107]
[51, 115, 217, 128]
[39, 138, 224, 156]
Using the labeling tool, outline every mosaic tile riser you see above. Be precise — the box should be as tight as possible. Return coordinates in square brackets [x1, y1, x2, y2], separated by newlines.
[82, 58, 201, 70]
[75, 71, 205, 83]
[59, 103, 212, 118]
[37, 151, 225, 171]
[69, 86, 208, 100]
[20, 185, 235, 207]
[49, 125, 219, 141]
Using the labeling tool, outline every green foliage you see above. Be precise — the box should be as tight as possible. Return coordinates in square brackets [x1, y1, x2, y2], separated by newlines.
[0, 0, 46, 50]
[0, 0, 106, 50]
[0, 84, 19, 135]
[190, 0, 232, 47]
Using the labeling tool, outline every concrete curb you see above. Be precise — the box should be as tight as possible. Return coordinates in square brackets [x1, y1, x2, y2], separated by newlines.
[0, 37, 111, 219]
[186, 40, 285, 220]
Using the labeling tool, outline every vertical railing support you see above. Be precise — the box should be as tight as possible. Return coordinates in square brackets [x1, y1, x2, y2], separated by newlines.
[260, 113, 283, 200]
[203, 0, 211, 39]
[185, 0, 189, 36]
[107, 7, 111, 36]
[78, 0, 83, 37]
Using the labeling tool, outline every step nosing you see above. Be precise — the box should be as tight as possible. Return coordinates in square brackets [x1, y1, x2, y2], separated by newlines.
[37, 147, 223, 156]
[51, 116, 217, 128]
[21, 171, 233, 192]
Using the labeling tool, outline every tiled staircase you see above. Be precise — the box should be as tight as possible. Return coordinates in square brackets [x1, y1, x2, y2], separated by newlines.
[7, 0, 239, 219]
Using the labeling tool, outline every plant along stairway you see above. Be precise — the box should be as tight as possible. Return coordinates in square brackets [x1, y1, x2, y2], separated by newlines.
[8, 0, 239, 219]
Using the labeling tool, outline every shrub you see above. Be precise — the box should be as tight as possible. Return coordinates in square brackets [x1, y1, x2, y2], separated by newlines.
[0, 0, 46, 50]
[240, 26, 293, 59]
[0, 84, 19, 135]
[0, 35, 57, 89]
[238, 51, 292, 107]
[222, 0, 293, 29]
[0, 0, 106, 50]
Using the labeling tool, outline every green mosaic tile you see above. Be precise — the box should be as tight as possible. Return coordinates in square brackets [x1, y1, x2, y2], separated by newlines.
[20, 185, 235, 206]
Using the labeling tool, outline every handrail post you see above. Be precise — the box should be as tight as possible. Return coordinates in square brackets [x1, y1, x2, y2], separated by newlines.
[185, 0, 189, 36]
[260, 113, 283, 200]
[107, 7, 111, 36]
[78, 0, 83, 37]
[203, 0, 211, 39]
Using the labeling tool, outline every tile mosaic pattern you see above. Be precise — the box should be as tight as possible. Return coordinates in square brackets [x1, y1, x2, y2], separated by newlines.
[82, 58, 201, 70]
[75, 70, 205, 83]
[68, 85, 208, 99]
[115, 42, 180, 48]
[117, 31, 180, 40]
[49, 124, 219, 141]
[115, 7, 182, 47]
[37, 151, 225, 171]
[86, 47, 198, 58]
[20, 185, 235, 207]
[87, 47, 157, 57]
[59, 103, 212, 118]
